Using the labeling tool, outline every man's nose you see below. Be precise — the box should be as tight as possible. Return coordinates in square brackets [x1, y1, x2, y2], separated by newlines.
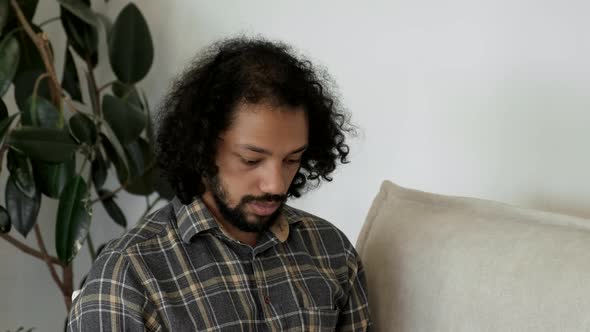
[259, 163, 287, 195]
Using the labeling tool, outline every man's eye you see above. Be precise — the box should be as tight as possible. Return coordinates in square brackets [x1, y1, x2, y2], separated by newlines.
[285, 159, 301, 165]
[242, 158, 260, 166]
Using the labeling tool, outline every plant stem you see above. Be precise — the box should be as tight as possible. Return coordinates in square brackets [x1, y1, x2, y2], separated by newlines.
[63, 95, 78, 113]
[86, 233, 96, 262]
[0, 232, 63, 265]
[98, 80, 116, 93]
[33, 225, 67, 295]
[0, 143, 10, 177]
[90, 182, 127, 204]
[32, 72, 49, 100]
[33, 224, 75, 311]
[38, 16, 60, 28]
[63, 264, 73, 311]
[10, 0, 62, 109]
[89, 162, 157, 205]
[85, 59, 101, 117]
[78, 155, 89, 176]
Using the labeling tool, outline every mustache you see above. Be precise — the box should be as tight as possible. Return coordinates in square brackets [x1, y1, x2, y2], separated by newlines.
[241, 194, 287, 205]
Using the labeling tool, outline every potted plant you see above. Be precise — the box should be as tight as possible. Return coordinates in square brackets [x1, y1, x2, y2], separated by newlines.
[0, 0, 171, 313]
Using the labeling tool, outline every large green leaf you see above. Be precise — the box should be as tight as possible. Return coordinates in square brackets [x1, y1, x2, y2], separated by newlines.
[102, 94, 146, 145]
[57, 0, 98, 27]
[0, 113, 17, 142]
[126, 171, 154, 196]
[0, 205, 10, 233]
[84, 70, 98, 113]
[14, 69, 50, 111]
[6, 127, 77, 163]
[100, 131, 128, 183]
[112, 81, 142, 109]
[60, 0, 97, 66]
[125, 137, 155, 196]
[91, 146, 107, 189]
[61, 46, 82, 102]
[55, 175, 91, 263]
[0, 0, 8, 36]
[0, 96, 7, 119]
[18, 96, 70, 198]
[69, 112, 96, 144]
[5, 175, 40, 237]
[124, 138, 145, 178]
[0, 35, 19, 96]
[7, 149, 36, 198]
[2, 0, 38, 37]
[97, 189, 126, 228]
[108, 3, 153, 84]
[21, 96, 62, 128]
[14, 25, 44, 78]
[34, 157, 75, 198]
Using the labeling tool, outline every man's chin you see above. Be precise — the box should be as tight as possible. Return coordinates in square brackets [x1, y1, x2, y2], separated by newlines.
[239, 210, 280, 232]
[244, 214, 273, 227]
[232, 219, 269, 233]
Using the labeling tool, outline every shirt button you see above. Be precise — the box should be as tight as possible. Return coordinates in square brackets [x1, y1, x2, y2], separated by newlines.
[264, 296, 271, 304]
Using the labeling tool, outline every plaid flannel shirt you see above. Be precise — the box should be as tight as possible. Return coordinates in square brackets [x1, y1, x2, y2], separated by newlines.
[67, 197, 372, 331]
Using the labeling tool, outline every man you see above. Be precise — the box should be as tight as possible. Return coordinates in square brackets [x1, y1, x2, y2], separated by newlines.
[68, 37, 372, 331]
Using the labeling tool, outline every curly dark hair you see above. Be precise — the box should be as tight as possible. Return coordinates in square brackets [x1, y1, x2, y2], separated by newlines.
[156, 37, 354, 204]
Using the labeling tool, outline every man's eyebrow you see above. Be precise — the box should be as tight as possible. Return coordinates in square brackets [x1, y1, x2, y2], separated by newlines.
[288, 145, 308, 155]
[238, 144, 308, 156]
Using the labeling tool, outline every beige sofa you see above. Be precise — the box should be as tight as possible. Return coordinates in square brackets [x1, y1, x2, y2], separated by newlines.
[357, 180, 590, 332]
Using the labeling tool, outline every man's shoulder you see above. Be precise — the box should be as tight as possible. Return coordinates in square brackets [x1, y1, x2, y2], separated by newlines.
[100, 201, 176, 256]
[283, 204, 334, 227]
[68, 204, 178, 328]
[283, 204, 355, 250]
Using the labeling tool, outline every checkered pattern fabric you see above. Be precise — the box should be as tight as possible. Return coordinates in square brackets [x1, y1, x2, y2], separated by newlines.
[67, 197, 372, 331]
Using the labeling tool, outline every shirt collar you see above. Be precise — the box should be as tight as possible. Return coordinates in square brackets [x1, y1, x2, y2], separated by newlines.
[173, 196, 302, 244]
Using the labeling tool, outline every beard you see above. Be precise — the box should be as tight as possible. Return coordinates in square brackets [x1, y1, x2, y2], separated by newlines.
[207, 174, 287, 233]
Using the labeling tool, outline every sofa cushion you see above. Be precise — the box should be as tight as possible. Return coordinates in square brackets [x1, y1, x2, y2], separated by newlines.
[357, 180, 590, 332]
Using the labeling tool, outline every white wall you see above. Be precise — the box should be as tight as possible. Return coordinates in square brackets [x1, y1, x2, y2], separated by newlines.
[3, 0, 590, 330]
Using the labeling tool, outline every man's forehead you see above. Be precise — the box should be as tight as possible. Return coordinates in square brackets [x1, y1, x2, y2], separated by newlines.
[223, 102, 308, 138]
[221, 123, 307, 156]
[231, 101, 306, 117]
[235, 143, 308, 156]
